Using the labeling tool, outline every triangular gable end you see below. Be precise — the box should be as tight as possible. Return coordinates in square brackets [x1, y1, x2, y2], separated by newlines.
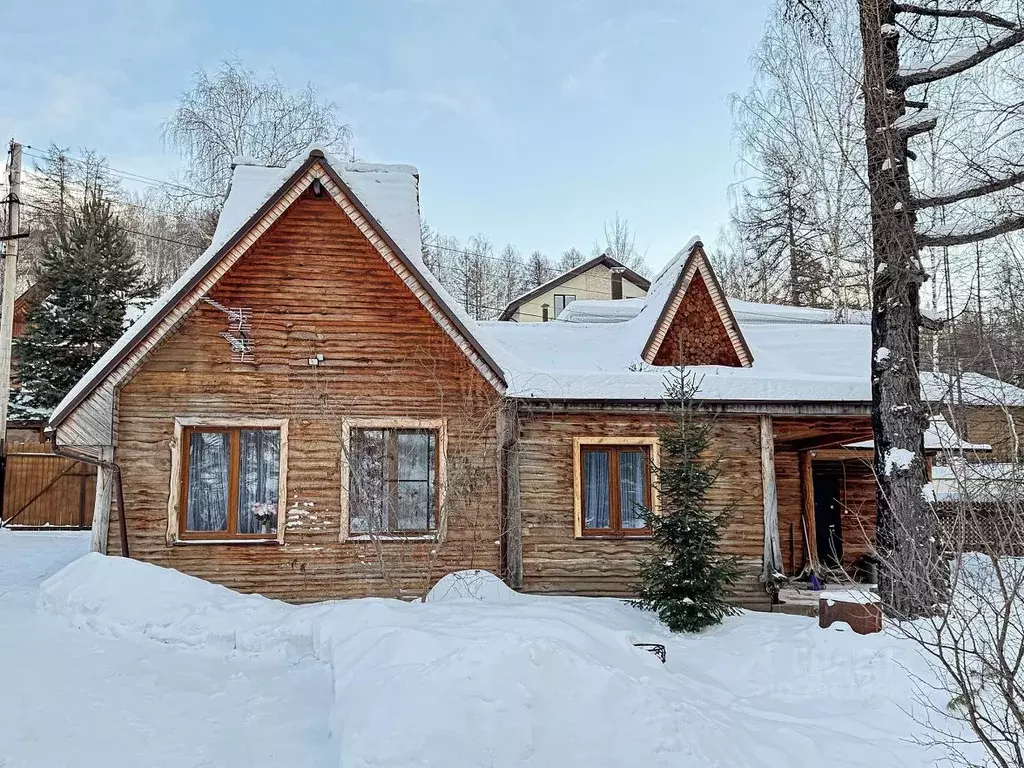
[642, 245, 753, 368]
[47, 152, 506, 434]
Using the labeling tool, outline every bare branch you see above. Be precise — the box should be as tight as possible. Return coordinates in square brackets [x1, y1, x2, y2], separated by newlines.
[899, 28, 1024, 87]
[893, 3, 1021, 32]
[892, 110, 939, 136]
[912, 168, 1024, 210]
[919, 217, 1024, 247]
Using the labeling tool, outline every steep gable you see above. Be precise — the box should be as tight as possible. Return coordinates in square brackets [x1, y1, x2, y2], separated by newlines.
[49, 150, 505, 444]
[642, 245, 752, 368]
[650, 271, 742, 367]
[127, 189, 497, 408]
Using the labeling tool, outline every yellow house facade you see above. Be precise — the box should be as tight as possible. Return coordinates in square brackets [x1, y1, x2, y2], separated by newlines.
[498, 254, 649, 322]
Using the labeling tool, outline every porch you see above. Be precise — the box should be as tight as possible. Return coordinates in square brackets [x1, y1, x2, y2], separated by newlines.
[764, 416, 879, 601]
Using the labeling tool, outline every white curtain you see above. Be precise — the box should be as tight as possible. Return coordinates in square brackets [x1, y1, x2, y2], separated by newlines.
[619, 450, 646, 529]
[584, 451, 610, 528]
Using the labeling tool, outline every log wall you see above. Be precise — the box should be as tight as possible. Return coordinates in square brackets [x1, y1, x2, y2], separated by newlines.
[517, 411, 770, 609]
[112, 190, 503, 602]
[651, 272, 742, 367]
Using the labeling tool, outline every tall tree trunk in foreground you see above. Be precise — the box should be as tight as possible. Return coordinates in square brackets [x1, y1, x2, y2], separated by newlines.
[856, 0, 1024, 615]
[859, 0, 933, 616]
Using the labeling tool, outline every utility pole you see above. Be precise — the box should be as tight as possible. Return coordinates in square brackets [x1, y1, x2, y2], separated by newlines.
[0, 141, 24, 449]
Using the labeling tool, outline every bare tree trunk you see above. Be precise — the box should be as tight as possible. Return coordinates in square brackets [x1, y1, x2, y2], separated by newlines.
[859, 0, 933, 616]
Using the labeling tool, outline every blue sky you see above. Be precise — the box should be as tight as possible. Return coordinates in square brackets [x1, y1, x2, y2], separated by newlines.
[1, 0, 770, 272]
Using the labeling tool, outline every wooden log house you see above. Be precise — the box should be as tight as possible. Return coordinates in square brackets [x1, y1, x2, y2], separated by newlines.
[45, 148, 1013, 607]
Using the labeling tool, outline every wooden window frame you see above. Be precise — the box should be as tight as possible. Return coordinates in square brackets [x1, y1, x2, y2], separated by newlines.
[340, 417, 448, 542]
[572, 436, 659, 539]
[167, 417, 289, 545]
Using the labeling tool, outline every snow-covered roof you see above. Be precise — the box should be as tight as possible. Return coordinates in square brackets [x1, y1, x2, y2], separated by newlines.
[845, 415, 991, 453]
[920, 371, 1024, 407]
[558, 298, 646, 324]
[49, 149, 503, 431]
[727, 299, 871, 326]
[48, 150, 1024, 429]
[477, 242, 1024, 405]
[214, 160, 423, 260]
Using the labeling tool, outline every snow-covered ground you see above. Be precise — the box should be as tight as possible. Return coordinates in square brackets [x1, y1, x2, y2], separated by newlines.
[1, 529, 968, 767]
[0, 530, 333, 768]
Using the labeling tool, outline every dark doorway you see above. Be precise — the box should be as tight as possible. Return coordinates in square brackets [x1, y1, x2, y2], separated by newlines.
[814, 471, 843, 568]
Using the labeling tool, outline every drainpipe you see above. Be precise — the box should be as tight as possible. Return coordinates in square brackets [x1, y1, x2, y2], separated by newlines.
[46, 426, 130, 558]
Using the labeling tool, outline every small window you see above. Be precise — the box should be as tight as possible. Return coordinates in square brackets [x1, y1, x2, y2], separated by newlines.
[580, 445, 651, 536]
[181, 427, 282, 539]
[349, 428, 438, 535]
[554, 294, 577, 317]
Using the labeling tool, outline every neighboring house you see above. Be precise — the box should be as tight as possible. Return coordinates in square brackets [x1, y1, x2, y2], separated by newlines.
[498, 254, 649, 322]
[45, 149, 1024, 608]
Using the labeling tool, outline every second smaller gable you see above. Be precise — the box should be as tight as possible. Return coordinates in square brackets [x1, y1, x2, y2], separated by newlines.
[651, 271, 742, 367]
[643, 245, 752, 368]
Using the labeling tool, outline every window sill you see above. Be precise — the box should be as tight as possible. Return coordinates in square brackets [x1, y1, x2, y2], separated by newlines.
[575, 534, 653, 541]
[344, 534, 439, 543]
[172, 537, 281, 546]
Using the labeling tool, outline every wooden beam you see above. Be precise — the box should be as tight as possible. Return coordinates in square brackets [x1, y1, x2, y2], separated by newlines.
[790, 431, 875, 452]
[800, 450, 820, 574]
[811, 447, 874, 464]
[89, 447, 114, 554]
[760, 415, 784, 581]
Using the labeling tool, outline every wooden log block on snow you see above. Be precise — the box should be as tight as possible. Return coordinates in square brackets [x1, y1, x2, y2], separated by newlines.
[818, 589, 882, 635]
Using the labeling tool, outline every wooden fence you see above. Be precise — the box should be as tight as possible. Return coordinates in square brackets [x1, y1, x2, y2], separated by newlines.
[1, 442, 95, 528]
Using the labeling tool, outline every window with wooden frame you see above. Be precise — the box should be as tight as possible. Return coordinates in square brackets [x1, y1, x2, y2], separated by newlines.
[170, 420, 287, 542]
[345, 424, 443, 537]
[573, 438, 657, 537]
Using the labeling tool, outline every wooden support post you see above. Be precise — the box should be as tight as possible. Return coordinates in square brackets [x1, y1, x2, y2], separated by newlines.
[800, 450, 820, 574]
[89, 447, 114, 554]
[499, 403, 523, 590]
[759, 415, 784, 582]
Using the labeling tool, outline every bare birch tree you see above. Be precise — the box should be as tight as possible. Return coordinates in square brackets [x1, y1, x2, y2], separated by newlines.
[164, 57, 352, 200]
[731, 0, 872, 310]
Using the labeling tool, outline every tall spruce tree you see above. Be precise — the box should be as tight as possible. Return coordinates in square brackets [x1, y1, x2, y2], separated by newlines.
[634, 370, 739, 632]
[13, 191, 156, 417]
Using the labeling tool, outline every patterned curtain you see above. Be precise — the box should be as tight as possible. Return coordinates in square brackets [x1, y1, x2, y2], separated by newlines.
[187, 432, 229, 532]
[350, 429, 386, 534]
[238, 430, 281, 534]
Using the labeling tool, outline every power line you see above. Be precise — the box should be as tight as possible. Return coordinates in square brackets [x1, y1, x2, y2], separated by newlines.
[19, 199, 205, 250]
[22, 146, 212, 200]
[25, 166, 203, 222]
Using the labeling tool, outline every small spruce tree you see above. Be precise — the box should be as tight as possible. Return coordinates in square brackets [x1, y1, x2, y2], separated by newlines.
[634, 369, 739, 632]
[13, 190, 156, 417]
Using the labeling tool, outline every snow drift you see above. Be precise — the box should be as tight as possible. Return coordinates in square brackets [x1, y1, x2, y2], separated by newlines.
[40, 555, 952, 767]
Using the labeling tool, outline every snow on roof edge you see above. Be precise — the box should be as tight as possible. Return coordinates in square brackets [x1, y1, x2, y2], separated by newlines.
[49, 147, 481, 431]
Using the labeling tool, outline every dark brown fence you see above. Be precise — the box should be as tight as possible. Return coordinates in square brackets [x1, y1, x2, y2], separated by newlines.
[1, 442, 95, 528]
[935, 501, 1024, 557]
